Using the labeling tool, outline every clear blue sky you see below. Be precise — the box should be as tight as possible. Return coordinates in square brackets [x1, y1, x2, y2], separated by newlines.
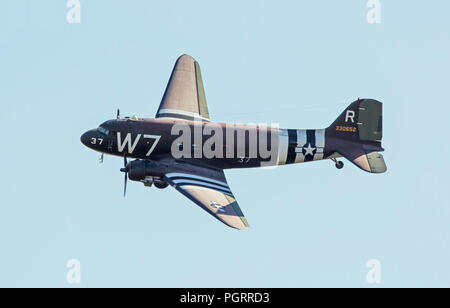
[1, 0, 449, 287]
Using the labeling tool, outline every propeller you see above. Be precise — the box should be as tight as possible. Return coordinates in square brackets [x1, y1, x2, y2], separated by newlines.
[120, 155, 128, 197]
[116, 108, 120, 119]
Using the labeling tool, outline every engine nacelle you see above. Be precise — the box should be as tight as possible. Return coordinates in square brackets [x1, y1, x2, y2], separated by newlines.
[126, 160, 168, 188]
[127, 160, 147, 181]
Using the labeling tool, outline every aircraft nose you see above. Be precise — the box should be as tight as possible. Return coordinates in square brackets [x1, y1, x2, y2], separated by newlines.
[80, 129, 96, 147]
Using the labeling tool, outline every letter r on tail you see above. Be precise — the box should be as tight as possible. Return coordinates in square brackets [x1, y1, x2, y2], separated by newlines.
[345, 110, 355, 123]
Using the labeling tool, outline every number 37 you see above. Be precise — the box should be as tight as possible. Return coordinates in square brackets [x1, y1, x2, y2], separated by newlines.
[91, 138, 103, 145]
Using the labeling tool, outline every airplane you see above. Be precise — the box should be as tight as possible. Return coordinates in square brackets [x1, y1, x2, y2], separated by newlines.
[80, 54, 386, 230]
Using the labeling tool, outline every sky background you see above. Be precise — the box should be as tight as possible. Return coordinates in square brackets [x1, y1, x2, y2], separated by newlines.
[1, 0, 449, 287]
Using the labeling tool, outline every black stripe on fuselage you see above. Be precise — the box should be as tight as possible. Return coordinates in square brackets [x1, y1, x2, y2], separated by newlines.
[286, 129, 298, 164]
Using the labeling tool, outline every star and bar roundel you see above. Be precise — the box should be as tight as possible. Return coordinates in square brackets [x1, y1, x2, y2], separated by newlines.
[285, 129, 325, 164]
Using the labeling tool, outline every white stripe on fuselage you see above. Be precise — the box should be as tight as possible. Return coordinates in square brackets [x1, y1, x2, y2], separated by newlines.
[315, 129, 325, 148]
[276, 129, 289, 165]
[314, 129, 325, 160]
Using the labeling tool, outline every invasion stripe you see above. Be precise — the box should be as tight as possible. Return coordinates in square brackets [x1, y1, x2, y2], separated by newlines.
[165, 173, 228, 187]
[171, 179, 231, 192]
[276, 130, 289, 165]
[170, 177, 230, 190]
[296, 130, 307, 146]
[306, 129, 315, 146]
[157, 109, 210, 122]
[285, 129, 298, 164]
[177, 183, 233, 196]
[315, 129, 325, 148]
[157, 113, 209, 122]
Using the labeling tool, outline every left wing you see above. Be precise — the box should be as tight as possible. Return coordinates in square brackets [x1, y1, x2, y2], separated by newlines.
[163, 168, 249, 230]
[156, 54, 210, 122]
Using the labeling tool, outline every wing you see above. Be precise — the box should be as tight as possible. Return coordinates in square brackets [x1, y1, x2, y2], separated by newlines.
[156, 54, 210, 122]
[163, 168, 249, 230]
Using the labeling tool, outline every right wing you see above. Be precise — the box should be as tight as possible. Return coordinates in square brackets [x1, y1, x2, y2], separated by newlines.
[155, 54, 210, 122]
[163, 168, 249, 230]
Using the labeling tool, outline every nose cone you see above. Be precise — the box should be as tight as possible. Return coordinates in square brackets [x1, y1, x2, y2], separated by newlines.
[80, 129, 96, 147]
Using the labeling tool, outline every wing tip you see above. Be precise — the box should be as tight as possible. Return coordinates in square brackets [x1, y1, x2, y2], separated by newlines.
[177, 54, 196, 64]
[225, 217, 250, 230]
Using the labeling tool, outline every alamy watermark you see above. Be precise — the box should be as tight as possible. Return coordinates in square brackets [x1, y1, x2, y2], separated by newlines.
[66, 259, 81, 284]
[66, 0, 81, 24]
[366, 259, 381, 284]
[366, 0, 381, 24]
[170, 121, 280, 167]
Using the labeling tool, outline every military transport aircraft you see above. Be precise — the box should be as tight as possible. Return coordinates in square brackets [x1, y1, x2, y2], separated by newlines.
[81, 54, 386, 230]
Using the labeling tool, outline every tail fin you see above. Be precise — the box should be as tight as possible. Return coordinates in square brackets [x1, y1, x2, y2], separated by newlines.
[326, 99, 387, 173]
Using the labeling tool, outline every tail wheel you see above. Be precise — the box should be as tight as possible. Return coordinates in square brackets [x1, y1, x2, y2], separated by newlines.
[335, 161, 344, 169]
[331, 158, 344, 169]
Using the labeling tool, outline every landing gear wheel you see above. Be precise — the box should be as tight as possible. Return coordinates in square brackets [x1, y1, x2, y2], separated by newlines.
[154, 182, 169, 189]
[335, 161, 344, 169]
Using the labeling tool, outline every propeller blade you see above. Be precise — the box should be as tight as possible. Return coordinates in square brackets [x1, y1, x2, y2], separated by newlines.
[121, 155, 128, 197]
[123, 172, 127, 197]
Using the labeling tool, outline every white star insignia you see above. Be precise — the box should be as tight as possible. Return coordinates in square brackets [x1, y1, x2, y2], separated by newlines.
[210, 201, 226, 213]
[303, 143, 316, 156]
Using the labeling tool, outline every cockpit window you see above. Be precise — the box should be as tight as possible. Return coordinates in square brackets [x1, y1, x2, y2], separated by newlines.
[97, 126, 110, 136]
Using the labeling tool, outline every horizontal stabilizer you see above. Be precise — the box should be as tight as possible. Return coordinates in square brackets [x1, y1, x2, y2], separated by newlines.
[339, 146, 387, 173]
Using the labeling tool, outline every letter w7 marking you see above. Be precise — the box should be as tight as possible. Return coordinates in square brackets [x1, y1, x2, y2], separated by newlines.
[117, 132, 161, 156]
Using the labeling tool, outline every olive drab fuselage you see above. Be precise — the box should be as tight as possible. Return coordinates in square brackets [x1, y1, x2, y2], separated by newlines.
[81, 117, 337, 170]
